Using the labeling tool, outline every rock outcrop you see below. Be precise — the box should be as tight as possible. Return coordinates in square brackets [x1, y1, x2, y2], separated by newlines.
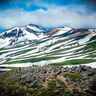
[0, 65, 96, 96]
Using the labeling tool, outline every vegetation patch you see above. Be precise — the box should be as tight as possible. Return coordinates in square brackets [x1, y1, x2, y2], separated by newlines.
[64, 72, 81, 81]
[0, 51, 9, 55]
[76, 41, 96, 53]
[6, 56, 60, 64]
[50, 59, 95, 66]
[33, 79, 65, 96]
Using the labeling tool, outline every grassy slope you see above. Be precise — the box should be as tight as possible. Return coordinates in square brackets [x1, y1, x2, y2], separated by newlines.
[50, 59, 95, 66]
[6, 56, 60, 64]
[1, 40, 96, 65]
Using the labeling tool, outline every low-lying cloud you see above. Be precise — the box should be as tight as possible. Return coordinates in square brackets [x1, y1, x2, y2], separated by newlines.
[0, 6, 96, 29]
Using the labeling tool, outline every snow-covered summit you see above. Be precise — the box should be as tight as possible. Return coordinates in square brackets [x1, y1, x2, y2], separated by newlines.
[0, 24, 96, 49]
[0, 24, 46, 48]
[48, 27, 73, 36]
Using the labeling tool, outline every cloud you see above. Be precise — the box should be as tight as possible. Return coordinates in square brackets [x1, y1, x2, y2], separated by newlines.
[0, 6, 96, 29]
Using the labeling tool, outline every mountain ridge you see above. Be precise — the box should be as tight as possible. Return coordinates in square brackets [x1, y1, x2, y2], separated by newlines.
[0, 24, 96, 70]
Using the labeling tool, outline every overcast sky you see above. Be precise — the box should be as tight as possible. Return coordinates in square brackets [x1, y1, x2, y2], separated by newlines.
[0, 0, 96, 32]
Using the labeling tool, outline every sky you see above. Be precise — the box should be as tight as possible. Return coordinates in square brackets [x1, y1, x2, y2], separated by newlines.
[0, 0, 96, 32]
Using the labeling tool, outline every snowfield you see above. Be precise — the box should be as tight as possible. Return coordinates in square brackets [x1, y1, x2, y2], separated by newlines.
[0, 25, 96, 71]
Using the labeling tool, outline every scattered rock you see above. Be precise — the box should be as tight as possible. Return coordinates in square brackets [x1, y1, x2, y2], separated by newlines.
[0, 65, 96, 96]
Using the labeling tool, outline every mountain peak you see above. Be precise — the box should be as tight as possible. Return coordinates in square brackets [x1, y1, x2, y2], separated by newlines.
[48, 26, 73, 36]
[0, 24, 47, 48]
[0, 24, 96, 49]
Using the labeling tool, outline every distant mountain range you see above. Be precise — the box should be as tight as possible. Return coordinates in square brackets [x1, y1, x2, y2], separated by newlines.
[0, 24, 96, 70]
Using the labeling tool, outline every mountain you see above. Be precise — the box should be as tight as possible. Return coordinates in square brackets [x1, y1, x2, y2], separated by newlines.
[0, 24, 47, 48]
[0, 24, 96, 70]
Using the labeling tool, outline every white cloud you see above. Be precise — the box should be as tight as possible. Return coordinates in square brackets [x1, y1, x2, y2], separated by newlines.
[0, 6, 96, 29]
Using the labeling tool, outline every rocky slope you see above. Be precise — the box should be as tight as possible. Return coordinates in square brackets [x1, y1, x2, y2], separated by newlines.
[0, 65, 96, 96]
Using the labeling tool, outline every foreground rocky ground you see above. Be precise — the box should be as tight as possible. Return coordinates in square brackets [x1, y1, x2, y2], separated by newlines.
[0, 65, 96, 96]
